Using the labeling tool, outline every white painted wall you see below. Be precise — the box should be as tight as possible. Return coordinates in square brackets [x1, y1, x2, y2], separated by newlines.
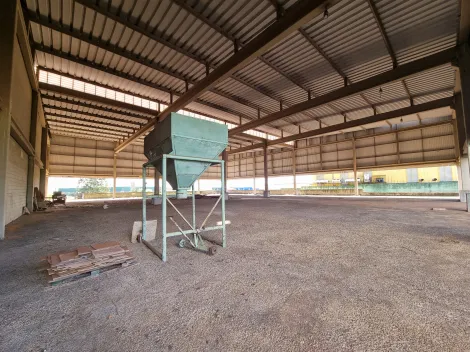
[5, 137, 28, 224]
[5, 37, 33, 225]
[11, 39, 32, 138]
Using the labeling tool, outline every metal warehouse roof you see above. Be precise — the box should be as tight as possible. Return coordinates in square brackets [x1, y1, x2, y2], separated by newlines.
[23, 0, 461, 151]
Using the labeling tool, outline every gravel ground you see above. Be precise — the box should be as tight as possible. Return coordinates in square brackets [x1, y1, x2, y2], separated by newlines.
[1, 196, 469, 352]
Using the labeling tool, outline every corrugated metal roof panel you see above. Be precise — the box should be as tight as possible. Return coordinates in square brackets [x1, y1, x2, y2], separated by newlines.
[303, 0, 392, 83]
[362, 80, 408, 105]
[375, 0, 458, 64]
[190, 0, 277, 44]
[413, 90, 454, 105]
[25, 0, 461, 152]
[215, 77, 279, 113]
[236, 59, 307, 106]
[262, 31, 344, 96]
[198, 91, 256, 120]
[35, 52, 172, 103]
[327, 95, 368, 112]
[40, 88, 154, 118]
[404, 64, 455, 96]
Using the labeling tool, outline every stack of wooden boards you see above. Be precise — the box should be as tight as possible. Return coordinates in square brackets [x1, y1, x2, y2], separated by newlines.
[43, 241, 135, 284]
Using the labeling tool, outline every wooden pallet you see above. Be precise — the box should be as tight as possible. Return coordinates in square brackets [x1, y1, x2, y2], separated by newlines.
[48, 260, 136, 286]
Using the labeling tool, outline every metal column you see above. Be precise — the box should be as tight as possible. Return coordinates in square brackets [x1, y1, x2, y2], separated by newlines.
[222, 149, 228, 197]
[253, 153, 256, 195]
[353, 138, 359, 196]
[154, 169, 160, 196]
[0, 1, 17, 240]
[142, 165, 147, 241]
[263, 143, 269, 198]
[292, 147, 297, 195]
[112, 154, 117, 198]
[39, 127, 48, 196]
[162, 155, 167, 261]
[221, 159, 226, 247]
[459, 41, 470, 209]
[26, 91, 39, 211]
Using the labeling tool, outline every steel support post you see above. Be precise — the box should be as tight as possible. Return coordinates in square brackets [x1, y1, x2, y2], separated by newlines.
[458, 158, 470, 202]
[456, 92, 470, 202]
[191, 184, 196, 230]
[253, 153, 256, 195]
[142, 166, 147, 240]
[0, 0, 17, 240]
[192, 184, 197, 247]
[162, 155, 167, 261]
[26, 155, 34, 211]
[222, 149, 228, 198]
[113, 154, 117, 198]
[263, 143, 269, 198]
[459, 42, 470, 209]
[353, 138, 359, 196]
[292, 148, 297, 195]
[39, 127, 48, 196]
[154, 168, 160, 196]
[141, 165, 147, 246]
[26, 91, 39, 211]
[221, 159, 226, 247]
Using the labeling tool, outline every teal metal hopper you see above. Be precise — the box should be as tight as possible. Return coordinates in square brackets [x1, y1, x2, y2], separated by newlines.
[144, 112, 228, 199]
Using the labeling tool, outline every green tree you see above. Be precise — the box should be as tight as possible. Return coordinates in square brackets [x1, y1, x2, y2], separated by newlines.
[77, 178, 109, 194]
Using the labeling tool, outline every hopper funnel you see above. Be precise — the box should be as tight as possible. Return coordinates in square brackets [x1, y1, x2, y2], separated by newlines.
[144, 113, 228, 199]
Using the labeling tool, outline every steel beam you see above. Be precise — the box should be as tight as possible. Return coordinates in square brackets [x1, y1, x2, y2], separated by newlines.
[228, 97, 454, 154]
[48, 121, 128, 137]
[73, 0, 206, 66]
[50, 130, 120, 143]
[366, 0, 413, 105]
[229, 48, 456, 136]
[171, 0, 316, 109]
[29, 17, 188, 84]
[41, 77, 278, 146]
[41, 93, 152, 122]
[49, 125, 123, 140]
[115, 0, 338, 152]
[33, 21, 297, 136]
[366, 0, 396, 68]
[39, 82, 156, 117]
[274, 88, 453, 128]
[43, 107, 141, 129]
[46, 114, 134, 133]
[37, 60, 289, 138]
[458, 0, 470, 46]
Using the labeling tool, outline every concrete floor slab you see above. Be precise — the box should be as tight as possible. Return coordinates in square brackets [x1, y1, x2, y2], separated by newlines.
[1, 197, 469, 351]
